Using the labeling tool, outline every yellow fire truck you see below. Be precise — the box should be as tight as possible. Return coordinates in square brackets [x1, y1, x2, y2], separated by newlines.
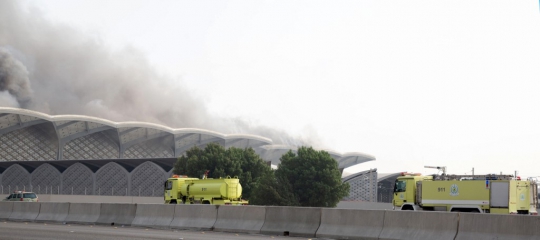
[164, 172, 248, 205]
[393, 166, 538, 215]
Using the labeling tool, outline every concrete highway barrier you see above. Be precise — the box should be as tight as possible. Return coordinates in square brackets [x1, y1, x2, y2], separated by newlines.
[316, 208, 384, 240]
[64, 203, 102, 224]
[378, 211, 459, 240]
[131, 204, 176, 229]
[38, 194, 162, 204]
[9, 201, 540, 240]
[169, 205, 218, 231]
[35, 202, 69, 223]
[96, 203, 137, 226]
[0, 202, 13, 220]
[260, 206, 321, 238]
[455, 213, 540, 240]
[8, 202, 41, 222]
[337, 201, 393, 210]
[213, 205, 266, 234]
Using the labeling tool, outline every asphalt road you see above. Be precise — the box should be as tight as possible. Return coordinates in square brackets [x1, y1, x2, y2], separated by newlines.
[0, 221, 313, 240]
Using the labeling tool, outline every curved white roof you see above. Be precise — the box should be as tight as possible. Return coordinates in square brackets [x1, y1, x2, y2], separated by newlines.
[342, 168, 377, 182]
[0, 107, 376, 169]
[173, 128, 225, 138]
[378, 172, 403, 181]
[116, 121, 174, 132]
[225, 133, 272, 143]
[0, 107, 52, 120]
[338, 152, 376, 168]
[52, 115, 117, 127]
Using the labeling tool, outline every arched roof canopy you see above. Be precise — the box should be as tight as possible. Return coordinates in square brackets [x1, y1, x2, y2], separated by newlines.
[0, 107, 53, 120]
[342, 168, 378, 182]
[224, 134, 272, 149]
[173, 129, 226, 155]
[0, 107, 53, 135]
[0, 108, 376, 165]
[255, 145, 296, 165]
[116, 122, 174, 147]
[117, 122, 174, 132]
[378, 172, 402, 182]
[52, 115, 117, 127]
[51, 115, 118, 143]
[338, 152, 376, 169]
[173, 128, 225, 137]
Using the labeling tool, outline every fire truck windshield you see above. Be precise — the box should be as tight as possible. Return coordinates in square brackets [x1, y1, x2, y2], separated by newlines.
[165, 180, 173, 190]
[394, 180, 406, 192]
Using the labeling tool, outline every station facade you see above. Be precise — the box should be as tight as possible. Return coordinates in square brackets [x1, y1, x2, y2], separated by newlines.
[0, 107, 378, 200]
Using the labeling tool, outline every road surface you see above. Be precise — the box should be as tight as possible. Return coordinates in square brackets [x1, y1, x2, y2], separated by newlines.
[0, 221, 313, 240]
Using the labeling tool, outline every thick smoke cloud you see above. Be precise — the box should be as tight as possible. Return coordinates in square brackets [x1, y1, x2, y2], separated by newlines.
[0, 48, 33, 108]
[0, 0, 321, 147]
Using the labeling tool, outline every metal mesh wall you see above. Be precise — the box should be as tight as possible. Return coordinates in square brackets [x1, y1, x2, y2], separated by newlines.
[62, 163, 94, 195]
[123, 135, 174, 159]
[63, 130, 119, 160]
[377, 178, 395, 203]
[342, 170, 378, 202]
[1, 164, 30, 192]
[95, 162, 129, 196]
[0, 124, 57, 161]
[130, 161, 167, 196]
[31, 163, 61, 194]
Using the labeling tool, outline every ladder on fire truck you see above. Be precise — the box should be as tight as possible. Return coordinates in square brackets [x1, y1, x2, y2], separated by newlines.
[424, 166, 514, 180]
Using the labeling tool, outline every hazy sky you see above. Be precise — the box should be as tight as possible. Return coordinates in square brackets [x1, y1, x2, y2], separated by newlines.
[7, 0, 540, 177]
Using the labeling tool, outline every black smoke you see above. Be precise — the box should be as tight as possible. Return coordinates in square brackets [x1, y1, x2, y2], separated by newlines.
[0, 0, 321, 147]
[0, 48, 33, 108]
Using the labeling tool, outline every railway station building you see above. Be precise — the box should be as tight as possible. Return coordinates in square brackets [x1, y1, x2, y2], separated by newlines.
[0, 107, 379, 201]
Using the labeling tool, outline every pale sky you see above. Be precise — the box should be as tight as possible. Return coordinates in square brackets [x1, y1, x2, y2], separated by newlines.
[20, 0, 540, 177]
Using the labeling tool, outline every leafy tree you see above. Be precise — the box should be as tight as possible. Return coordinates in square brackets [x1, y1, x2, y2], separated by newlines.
[172, 143, 271, 199]
[249, 170, 299, 206]
[273, 146, 349, 207]
[248, 170, 282, 205]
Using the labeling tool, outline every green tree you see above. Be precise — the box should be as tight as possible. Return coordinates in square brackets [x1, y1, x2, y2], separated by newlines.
[172, 143, 271, 200]
[276, 146, 349, 207]
[248, 170, 282, 205]
[249, 170, 299, 206]
[250, 146, 349, 207]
